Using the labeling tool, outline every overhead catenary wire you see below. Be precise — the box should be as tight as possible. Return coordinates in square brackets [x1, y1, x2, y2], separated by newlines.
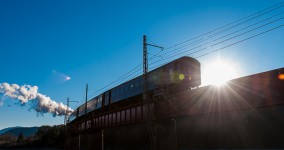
[88, 16, 284, 99]
[87, 47, 162, 98]
[148, 14, 284, 68]
[195, 24, 284, 58]
[163, 0, 284, 50]
[149, 24, 284, 71]
[150, 7, 284, 62]
[88, 66, 143, 98]
[87, 1, 284, 99]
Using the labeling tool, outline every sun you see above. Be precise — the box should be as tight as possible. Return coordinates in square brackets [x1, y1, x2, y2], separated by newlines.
[202, 60, 238, 86]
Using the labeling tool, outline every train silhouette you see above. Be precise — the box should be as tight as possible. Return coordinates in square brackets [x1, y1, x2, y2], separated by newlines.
[68, 56, 201, 130]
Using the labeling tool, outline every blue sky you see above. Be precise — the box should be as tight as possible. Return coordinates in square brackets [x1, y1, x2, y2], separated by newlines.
[1, 0, 284, 130]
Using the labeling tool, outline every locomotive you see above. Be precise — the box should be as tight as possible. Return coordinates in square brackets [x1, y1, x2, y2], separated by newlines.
[68, 56, 201, 127]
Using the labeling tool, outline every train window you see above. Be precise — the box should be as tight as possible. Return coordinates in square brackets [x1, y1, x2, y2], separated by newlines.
[121, 110, 125, 123]
[93, 118, 95, 128]
[109, 114, 112, 126]
[130, 84, 134, 90]
[98, 116, 101, 127]
[81, 122, 85, 130]
[105, 115, 109, 127]
[86, 120, 91, 129]
[179, 62, 188, 73]
[126, 109, 131, 122]
[150, 103, 154, 113]
[99, 116, 102, 127]
[135, 83, 139, 88]
[101, 116, 105, 127]
[131, 107, 136, 121]
[105, 94, 109, 105]
[137, 106, 142, 120]
[117, 111, 121, 124]
[113, 113, 116, 124]
[152, 75, 156, 80]
[96, 118, 99, 127]
[143, 105, 147, 120]
[82, 122, 85, 130]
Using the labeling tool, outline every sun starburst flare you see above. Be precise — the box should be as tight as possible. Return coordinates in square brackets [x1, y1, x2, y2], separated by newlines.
[202, 60, 239, 86]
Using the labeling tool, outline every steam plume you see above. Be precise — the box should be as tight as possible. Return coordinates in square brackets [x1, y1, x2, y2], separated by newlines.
[0, 82, 73, 117]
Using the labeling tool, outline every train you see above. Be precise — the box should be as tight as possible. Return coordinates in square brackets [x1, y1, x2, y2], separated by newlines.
[68, 56, 201, 129]
[66, 54, 284, 149]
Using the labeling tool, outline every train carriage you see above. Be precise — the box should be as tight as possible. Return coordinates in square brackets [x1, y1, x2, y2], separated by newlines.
[68, 56, 201, 128]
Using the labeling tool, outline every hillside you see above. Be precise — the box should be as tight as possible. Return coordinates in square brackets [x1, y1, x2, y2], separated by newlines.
[0, 127, 38, 137]
[0, 126, 20, 135]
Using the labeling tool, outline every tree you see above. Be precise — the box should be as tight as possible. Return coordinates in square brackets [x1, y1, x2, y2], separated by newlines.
[35, 125, 66, 148]
[17, 132, 24, 143]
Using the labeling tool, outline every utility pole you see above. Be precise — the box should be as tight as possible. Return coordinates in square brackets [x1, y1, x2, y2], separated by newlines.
[143, 35, 163, 150]
[64, 97, 78, 125]
[143, 35, 149, 101]
[85, 84, 88, 114]
[64, 97, 69, 125]
[85, 84, 88, 130]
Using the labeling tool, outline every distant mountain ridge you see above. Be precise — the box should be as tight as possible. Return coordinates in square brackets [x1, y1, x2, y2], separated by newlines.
[0, 126, 20, 134]
[0, 126, 38, 137]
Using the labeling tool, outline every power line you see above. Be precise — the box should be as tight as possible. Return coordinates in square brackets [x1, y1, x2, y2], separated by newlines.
[148, 24, 284, 71]
[87, 67, 143, 98]
[211, 11, 284, 43]
[88, 65, 142, 96]
[148, 14, 284, 67]
[88, 1, 284, 98]
[151, 7, 284, 61]
[163, 1, 284, 50]
[195, 24, 284, 58]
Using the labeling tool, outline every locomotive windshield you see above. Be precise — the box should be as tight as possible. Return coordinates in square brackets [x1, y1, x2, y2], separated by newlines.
[177, 61, 192, 79]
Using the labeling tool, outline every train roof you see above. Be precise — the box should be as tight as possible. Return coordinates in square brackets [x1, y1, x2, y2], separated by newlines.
[108, 56, 199, 88]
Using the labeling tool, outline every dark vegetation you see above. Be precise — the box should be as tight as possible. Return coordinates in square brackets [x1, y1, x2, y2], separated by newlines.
[0, 125, 66, 149]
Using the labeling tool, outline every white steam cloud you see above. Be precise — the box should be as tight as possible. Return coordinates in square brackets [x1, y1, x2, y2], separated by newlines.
[0, 82, 73, 117]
